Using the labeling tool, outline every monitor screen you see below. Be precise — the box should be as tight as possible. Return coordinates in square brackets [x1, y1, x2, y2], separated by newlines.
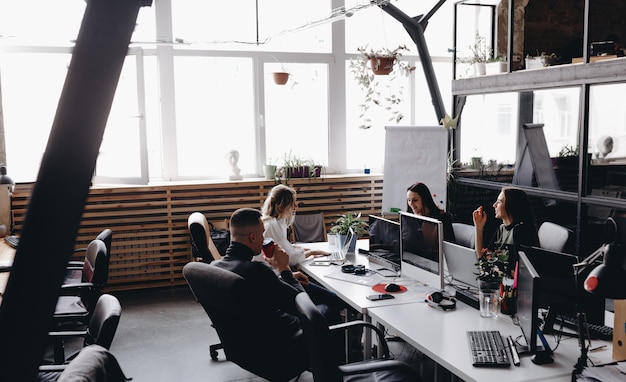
[516, 250, 542, 354]
[367, 215, 401, 271]
[520, 245, 605, 326]
[399, 211, 444, 289]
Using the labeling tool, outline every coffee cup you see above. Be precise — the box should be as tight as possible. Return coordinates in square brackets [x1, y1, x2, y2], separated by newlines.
[262, 239, 276, 258]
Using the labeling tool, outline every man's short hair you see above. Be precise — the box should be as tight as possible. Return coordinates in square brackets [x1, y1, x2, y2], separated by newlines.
[230, 208, 262, 230]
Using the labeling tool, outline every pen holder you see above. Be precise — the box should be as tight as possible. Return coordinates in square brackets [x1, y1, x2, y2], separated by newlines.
[500, 296, 517, 315]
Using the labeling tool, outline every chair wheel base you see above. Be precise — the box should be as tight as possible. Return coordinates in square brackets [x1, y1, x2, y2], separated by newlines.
[209, 343, 222, 360]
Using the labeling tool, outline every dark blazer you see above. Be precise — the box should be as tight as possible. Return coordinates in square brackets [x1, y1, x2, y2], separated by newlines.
[211, 241, 305, 340]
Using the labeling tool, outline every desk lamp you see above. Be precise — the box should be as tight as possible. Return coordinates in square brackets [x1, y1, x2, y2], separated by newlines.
[572, 217, 626, 378]
[0, 165, 14, 236]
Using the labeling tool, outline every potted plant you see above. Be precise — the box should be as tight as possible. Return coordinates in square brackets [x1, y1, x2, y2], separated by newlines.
[457, 33, 490, 76]
[555, 144, 580, 167]
[329, 212, 369, 252]
[268, 57, 292, 85]
[263, 158, 277, 180]
[349, 45, 416, 129]
[475, 248, 510, 290]
[274, 151, 325, 185]
[273, 71, 290, 85]
[485, 56, 506, 75]
[525, 52, 559, 69]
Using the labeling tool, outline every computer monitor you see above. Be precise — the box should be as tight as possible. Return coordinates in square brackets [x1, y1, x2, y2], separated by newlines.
[399, 211, 444, 289]
[516, 250, 542, 354]
[367, 215, 401, 272]
[520, 245, 605, 326]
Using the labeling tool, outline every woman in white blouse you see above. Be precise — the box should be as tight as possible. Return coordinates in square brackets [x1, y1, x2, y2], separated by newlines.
[254, 184, 329, 265]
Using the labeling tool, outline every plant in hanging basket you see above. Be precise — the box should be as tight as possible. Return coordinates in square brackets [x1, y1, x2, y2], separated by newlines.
[349, 45, 416, 129]
[273, 72, 289, 85]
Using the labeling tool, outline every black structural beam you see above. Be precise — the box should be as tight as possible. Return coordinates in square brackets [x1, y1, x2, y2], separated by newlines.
[377, 0, 448, 123]
[0, 0, 151, 380]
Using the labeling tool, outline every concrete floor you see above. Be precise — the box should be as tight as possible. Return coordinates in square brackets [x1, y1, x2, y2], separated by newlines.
[106, 286, 432, 382]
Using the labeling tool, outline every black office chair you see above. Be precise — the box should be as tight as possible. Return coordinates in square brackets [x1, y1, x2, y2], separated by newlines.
[65, 229, 113, 285]
[187, 212, 222, 263]
[295, 292, 422, 382]
[38, 344, 131, 382]
[182, 262, 309, 381]
[53, 239, 110, 326]
[44, 293, 122, 365]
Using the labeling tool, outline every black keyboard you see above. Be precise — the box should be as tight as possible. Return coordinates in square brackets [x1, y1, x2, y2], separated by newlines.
[467, 330, 511, 367]
[556, 314, 613, 341]
[4, 235, 18, 248]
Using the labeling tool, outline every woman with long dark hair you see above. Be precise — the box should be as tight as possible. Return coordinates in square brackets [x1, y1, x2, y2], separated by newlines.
[472, 187, 539, 259]
[406, 182, 455, 242]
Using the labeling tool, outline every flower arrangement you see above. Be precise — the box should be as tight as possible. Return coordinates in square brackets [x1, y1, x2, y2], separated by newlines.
[475, 248, 511, 282]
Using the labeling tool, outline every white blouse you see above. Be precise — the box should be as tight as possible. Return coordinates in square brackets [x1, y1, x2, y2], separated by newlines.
[252, 216, 306, 267]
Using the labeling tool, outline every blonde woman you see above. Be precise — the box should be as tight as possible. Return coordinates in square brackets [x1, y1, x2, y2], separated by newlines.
[253, 184, 329, 266]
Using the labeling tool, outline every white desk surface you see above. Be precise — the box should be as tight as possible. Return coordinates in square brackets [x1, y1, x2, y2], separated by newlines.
[299, 239, 616, 382]
[367, 301, 615, 382]
[299, 240, 432, 314]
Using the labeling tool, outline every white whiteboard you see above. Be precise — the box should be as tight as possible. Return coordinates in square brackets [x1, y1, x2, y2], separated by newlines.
[383, 126, 448, 214]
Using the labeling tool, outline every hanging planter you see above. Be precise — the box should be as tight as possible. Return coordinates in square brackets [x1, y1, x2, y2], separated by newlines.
[273, 72, 289, 85]
[348, 45, 416, 129]
[369, 56, 395, 75]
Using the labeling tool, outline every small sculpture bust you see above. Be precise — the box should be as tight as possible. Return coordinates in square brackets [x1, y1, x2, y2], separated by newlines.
[226, 150, 243, 180]
[596, 135, 614, 159]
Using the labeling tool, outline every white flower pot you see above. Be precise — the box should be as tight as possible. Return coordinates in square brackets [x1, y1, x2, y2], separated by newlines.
[485, 62, 506, 75]
[472, 62, 486, 76]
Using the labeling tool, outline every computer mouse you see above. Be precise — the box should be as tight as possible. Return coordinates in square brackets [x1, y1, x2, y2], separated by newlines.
[384, 283, 401, 292]
[531, 352, 554, 365]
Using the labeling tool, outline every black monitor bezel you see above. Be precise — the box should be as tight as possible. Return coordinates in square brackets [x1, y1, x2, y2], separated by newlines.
[516, 250, 542, 354]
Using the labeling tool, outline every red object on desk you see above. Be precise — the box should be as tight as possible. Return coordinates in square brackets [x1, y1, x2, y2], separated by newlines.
[372, 283, 407, 293]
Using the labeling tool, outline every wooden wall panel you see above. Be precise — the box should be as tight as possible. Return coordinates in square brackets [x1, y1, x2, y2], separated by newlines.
[10, 175, 383, 291]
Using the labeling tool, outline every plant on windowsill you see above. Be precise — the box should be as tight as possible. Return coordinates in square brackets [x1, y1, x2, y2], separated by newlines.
[274, 151, 325, 185]
[525, 51, 559, 69]
[485, 56, 507, 75]
[555, 144, 580, 167]
[349, 45, 416, 129]
[456, 32, 490, 76]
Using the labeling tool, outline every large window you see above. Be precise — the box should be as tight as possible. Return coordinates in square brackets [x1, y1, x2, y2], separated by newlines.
[0, 0, 455, 184]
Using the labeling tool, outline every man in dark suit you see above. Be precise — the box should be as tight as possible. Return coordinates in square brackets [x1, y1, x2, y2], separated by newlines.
[211, 207, 308, 342]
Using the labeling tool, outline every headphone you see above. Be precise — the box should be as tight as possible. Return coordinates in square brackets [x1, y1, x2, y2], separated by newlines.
[341, 264, 367, 275]
[425, 290, 456, 311]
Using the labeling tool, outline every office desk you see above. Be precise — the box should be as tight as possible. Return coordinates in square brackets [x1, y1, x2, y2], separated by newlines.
[300, 240, 435, 358]
[300, 240, 433, 313]
[368, 301, 615, 382]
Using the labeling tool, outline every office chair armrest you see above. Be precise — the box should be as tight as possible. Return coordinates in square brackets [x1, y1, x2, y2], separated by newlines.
[339, 359, 418, 376]
[47, 330, 88, 338]
[329, 320, 390, 358]
[39, 364, 68, 372]
[59, 281, 94, 290]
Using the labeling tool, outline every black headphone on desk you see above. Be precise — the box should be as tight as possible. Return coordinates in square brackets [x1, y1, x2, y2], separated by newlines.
[341, 264, 367, 275]
[425, 290, 456, 311]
